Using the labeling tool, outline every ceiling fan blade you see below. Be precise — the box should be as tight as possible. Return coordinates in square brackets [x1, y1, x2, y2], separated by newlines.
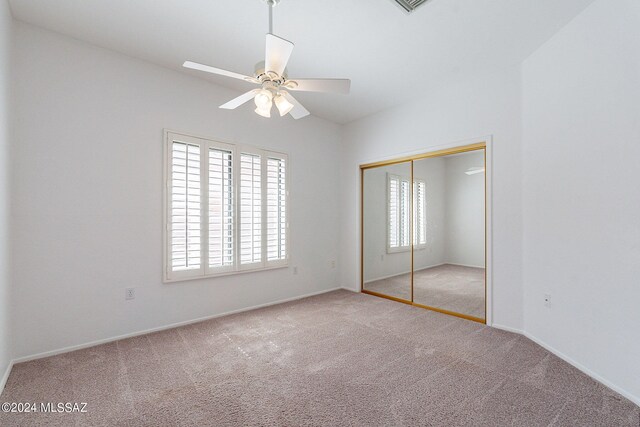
[183, 61, 259, 84]
[286, 78, 351, 94]
[281, 92, 310, 120]
[220, 89, 260, 110]
[265, 34, 294, 76]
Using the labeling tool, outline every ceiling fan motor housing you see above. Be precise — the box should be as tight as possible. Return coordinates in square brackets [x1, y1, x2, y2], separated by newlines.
[254, 61, 288, 85]
[261, 80, 278, 94]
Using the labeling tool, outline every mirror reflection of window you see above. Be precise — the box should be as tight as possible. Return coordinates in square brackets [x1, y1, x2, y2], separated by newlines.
[387, 174, 409, 251]
[413, 180, 426, 247]
[387, 173, 426, 252]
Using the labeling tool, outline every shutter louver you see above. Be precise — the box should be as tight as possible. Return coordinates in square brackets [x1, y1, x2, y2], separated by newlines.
[171, 142, 201, 271]
[267, 157, 287, 261]
[209, 148, 234, 268]
[240, 153, 262, 265]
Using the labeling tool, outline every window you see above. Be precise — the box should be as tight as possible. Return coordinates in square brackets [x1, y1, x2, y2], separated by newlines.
[165, 131, 288, 281]
[388, 173, 426, 252]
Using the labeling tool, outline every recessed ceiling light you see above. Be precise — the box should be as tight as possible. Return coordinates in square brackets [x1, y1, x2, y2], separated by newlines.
[465, 167, 485, 175]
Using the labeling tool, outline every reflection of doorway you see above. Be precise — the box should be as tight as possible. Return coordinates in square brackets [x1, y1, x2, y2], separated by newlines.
[360, 142, 487, 323]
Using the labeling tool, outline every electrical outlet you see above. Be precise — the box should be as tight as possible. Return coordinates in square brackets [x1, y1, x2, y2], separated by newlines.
[293, 266, 298, 275]
[330, 260, 336, 269]
[125, 288, 136, 300]
[544, 293, 551, 307]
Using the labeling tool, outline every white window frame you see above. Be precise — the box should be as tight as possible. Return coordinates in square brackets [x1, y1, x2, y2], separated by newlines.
[163, 131, 289, 282]
[386, 173, 426, 254]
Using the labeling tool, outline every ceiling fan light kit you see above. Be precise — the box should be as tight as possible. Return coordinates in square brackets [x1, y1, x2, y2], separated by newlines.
[183, 0, 350, 120]
[274, 93, 294, 116]
[254, 88, 273, 108]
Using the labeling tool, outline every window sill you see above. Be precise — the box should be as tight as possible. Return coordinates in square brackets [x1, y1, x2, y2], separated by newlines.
[386, 245, 427, 255]
[164, 263, 289, 284]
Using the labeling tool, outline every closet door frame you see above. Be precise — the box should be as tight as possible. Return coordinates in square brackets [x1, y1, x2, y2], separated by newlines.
[360, 140, 490, 325]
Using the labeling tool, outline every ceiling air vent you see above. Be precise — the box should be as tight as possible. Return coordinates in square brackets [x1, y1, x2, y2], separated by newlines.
[394, 0, 428, 13]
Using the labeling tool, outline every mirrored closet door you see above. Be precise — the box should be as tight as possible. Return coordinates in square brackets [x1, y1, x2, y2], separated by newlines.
[361, 144, 486, 323]
[362, 161, 412, 302]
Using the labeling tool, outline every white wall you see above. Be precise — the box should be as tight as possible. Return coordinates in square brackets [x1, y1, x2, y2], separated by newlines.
[0, 0, 11, 382]
[340, 66, 523, 330]
[443, 152, 485, 268]
[10, 22, 342, 359]
[522, 0, 640, 404]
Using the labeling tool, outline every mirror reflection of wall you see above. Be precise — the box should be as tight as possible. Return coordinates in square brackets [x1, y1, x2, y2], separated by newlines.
[413, 150, 485, 319]
[363, 162, 412, 301]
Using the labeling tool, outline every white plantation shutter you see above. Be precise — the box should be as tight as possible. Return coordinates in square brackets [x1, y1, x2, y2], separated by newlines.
[413, 180, 426, 246]
[169, 140, 203, 278]
[266, 156, 287, 263]
[388, 173, 418, 251]
[165, 131, 289, 281]
[208, 147, 234, 271]
[399, 179, 410, 247]
[239, 153, 262, 267]
[388, 175, 400, 249]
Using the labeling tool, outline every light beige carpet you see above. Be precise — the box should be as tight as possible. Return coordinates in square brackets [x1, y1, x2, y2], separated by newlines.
[365, 264, 485, 319]
[1, 290, 638, 426]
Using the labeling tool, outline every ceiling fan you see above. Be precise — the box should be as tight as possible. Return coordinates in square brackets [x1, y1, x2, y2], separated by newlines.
[183, 0, 351, 119]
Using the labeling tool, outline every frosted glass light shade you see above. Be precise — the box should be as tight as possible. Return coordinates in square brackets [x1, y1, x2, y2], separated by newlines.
[275, 94, 294, 116]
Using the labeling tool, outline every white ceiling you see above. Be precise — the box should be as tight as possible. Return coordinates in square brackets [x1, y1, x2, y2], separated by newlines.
[8, 0, 595, 124]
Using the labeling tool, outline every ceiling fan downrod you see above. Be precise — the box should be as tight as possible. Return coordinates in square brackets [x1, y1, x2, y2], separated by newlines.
[265, 0, 280, 34]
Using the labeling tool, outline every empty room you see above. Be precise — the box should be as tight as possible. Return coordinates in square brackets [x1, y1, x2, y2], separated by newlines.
[0, 0, 638, 426]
